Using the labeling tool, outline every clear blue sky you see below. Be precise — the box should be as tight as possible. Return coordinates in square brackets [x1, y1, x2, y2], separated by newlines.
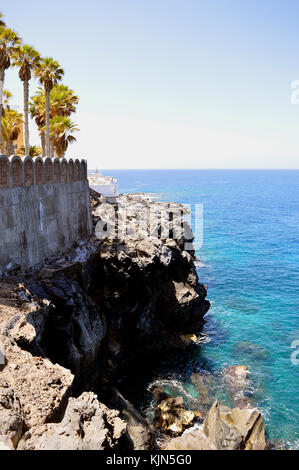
[4, 0, 299, 168]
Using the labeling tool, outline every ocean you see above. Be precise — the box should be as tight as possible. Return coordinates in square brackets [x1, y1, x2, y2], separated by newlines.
[100, 169, 299, 449]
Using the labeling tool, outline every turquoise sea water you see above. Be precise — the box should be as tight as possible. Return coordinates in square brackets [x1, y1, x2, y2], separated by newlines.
[100, 169, 299, 448]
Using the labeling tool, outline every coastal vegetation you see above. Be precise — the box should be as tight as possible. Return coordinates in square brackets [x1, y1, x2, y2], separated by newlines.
[12, 45, 40, 155]
[0, 10, 79, 158]
[29, 84, 79, 157]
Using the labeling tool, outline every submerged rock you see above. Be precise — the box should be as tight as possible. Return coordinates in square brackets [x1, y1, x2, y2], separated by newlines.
[190, 372, 217, 409]
[18, 392, 126, 450]
[223, 365, 253, 409]
[223, 365, 249, 387]
[233, 342, 270, 362]
[267, 439, 290, 450]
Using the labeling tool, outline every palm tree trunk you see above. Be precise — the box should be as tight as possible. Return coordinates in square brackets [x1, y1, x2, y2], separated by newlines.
[45, 89, 50, 157]
[7, 142, 14, 157]
[50, 138, 54, 158]
[41, 131, 46, 157]
[0, 68, 5, 154]
[23, 79, 30, 155]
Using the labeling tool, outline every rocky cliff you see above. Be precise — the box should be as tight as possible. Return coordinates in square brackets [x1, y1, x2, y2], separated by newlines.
[0, 192, 211, 449]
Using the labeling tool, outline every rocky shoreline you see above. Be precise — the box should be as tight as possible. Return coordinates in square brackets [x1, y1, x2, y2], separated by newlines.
[0, 191, 268, 450]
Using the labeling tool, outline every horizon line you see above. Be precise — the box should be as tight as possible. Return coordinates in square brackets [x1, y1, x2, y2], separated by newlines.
[88, 168, 299, 171]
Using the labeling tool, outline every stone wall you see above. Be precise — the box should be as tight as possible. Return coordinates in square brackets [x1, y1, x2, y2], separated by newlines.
[0, 155, 92, 275]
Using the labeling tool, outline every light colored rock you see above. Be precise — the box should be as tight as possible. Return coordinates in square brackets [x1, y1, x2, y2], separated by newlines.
[0, 384, 23, 448]
[186, 334, 198, 343]
[0, 333, 74, 430]
[203, 400, 243, 449]
[8, 299, 51, 354]
[203, 401, 267, 450]
[18, 392, 126, 450]
[154, 396, 197, 436]
[232, 406, 267, 450]
[0, 436, 15, 450]
[166, 400, 267, 451]
[166, 427, 215, 450]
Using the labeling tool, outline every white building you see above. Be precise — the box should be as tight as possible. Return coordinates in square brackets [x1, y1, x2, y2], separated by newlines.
[88, 172, 118, 197]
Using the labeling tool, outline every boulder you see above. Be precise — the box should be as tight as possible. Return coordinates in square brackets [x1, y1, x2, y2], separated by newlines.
[203, 401, 267, 450]
[154, 395, 197, 436]
[203, 400, 243, 449]
[18, 392, 127, 450]
[166, 400, 267, 450]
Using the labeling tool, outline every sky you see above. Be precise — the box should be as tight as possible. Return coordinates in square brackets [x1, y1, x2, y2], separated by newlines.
[3, 0, 299, 169]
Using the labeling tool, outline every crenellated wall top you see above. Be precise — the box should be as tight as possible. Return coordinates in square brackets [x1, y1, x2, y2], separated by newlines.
[0, 155, 88, 189]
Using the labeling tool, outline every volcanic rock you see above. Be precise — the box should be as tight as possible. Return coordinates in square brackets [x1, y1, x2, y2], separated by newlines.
[18, 392, 126, 450]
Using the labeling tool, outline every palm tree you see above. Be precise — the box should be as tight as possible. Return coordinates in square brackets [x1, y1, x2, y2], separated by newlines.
[29, 84, 78, 156]
[3, 89, 12, 108]
[0, 27, 22, 152]
[34, 57, 64, 157]
[12, 45, 40, 155]
[1, 90, 14, 152]
[0, 11, 6, 27]
[48, 84, 79, 117]
[49, 115, 78, 158]
[30, 85, 79, 120]
[29, 92, 46, 156]
[1, 108, 23, 156]
[17, 144, 42, 157]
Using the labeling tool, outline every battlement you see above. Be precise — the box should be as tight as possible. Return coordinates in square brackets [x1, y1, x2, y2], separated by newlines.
[0, 155, 87, 189]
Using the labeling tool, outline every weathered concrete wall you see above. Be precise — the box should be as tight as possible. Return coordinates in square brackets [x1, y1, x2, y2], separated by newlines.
[0, 155, 92, 275]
